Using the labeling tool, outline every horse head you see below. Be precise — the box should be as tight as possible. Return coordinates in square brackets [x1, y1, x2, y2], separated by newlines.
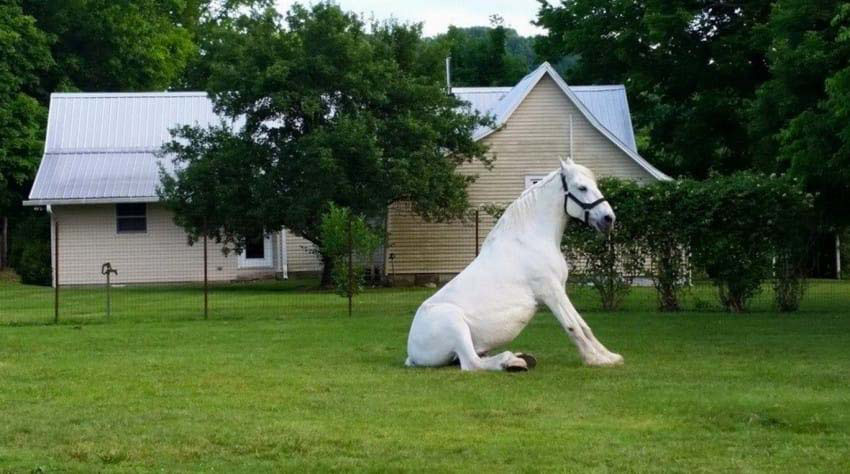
[559, 158, 616, 233]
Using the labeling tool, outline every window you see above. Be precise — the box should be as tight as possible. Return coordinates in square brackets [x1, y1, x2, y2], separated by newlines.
[238, 232, 273, 268]
[245, 234, 266, 259]
[116, 203, 147, 233]
[525, 175, 546, 189]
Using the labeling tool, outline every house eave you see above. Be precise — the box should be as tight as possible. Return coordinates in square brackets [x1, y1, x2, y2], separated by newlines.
[23, 196, 160, 206]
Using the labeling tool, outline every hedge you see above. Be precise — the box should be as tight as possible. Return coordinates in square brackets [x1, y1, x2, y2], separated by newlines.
[562, 173, 816, 312]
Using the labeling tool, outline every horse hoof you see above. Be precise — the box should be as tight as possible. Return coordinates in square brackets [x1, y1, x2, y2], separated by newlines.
[504, 363, 528, 372]
[516, 353, 537, 369]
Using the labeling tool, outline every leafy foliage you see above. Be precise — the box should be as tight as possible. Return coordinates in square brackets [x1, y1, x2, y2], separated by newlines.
[21, 0, 201, 93]
[159, 3, 491, 283]
[562, 179, 647, 311]
[683, 173, 814, 312]
[432, 17, 534, 87]
[535, 0, 772, 179]
[625, 181, 693, 311]
[0, 1, 51, 215]
[560, 175, 813, 312]
[748, 0, 850, 225]
[319, 204, 381, 298]
[9, 211, 51, 285]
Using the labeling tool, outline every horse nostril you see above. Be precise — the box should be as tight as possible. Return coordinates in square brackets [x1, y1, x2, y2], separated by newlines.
[603, 214, 613, 223]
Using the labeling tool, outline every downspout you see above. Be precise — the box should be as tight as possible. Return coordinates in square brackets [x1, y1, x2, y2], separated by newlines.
[278, 228, 288, 279]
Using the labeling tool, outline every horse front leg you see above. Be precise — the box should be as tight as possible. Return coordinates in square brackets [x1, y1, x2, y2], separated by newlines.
[540, 284, 624, 367]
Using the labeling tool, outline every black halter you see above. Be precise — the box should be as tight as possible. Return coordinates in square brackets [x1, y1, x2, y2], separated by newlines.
[560, 173, 608, 224]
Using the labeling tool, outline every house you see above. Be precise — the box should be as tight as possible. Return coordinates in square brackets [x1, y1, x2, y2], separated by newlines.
[384, 62, 670, 283]
[24, 92, 322, 285]
[25, 62, 668, 286]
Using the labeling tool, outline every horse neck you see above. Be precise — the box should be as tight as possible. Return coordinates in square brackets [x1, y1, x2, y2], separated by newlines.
[529, 180, 568, 244]
[487, 177, 567, 247]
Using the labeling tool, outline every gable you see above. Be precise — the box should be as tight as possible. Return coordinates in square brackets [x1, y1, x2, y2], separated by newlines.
[494, 75, 654, 182]
[460, 62, 669, 181]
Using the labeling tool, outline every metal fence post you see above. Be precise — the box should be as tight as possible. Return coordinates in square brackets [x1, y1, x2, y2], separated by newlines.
[53, 218, 59, 324]
[203, 224, 209, 320]
[348, 213, 353, 318]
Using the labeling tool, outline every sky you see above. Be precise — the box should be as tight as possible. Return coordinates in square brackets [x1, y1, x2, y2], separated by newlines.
[275, 0, 548, 37]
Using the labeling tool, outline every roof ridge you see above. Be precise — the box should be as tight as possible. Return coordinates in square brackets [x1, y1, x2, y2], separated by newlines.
[51, 91, 207, 98]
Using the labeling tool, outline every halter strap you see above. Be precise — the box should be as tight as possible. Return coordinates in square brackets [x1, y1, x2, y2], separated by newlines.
[560, 173, 607, 224]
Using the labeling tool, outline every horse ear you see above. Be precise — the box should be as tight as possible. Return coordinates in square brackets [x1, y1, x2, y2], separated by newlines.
[559, 157, 574, 173]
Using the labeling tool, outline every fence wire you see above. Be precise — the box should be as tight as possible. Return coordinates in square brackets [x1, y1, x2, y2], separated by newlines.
[1, 216, 848, 326]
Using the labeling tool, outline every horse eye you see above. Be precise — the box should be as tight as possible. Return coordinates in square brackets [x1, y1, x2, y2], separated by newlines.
[578, 186, 588, 192]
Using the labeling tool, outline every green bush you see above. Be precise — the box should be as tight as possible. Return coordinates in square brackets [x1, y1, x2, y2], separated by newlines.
[562, 179, 647, 311]
[17, 238, 52, 285]
[631, 181, 693, 311]
[683, 173, 813, 312]
[10, 212, 52, 286]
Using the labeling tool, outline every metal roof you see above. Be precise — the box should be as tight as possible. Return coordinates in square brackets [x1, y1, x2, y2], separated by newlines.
[454, 62, 669, 181]
[26, 67, 666, 206]
[27, 92, 229, 205]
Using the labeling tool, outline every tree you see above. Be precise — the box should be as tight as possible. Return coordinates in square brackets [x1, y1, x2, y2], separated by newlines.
[535, 0, 773, 178]
[319, 204, 381, 308]
[433, 18, 532, 87]
[21, 0, 200, 94]
[749, 0, 850, 225]
[158, 3, 491, 284]
[0, 1, 52, 268]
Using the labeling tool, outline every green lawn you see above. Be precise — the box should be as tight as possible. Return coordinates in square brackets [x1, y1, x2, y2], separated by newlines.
[1, 278, 849, 472]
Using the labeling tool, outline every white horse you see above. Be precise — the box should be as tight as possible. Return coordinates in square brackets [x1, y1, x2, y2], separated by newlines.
[405, 158, 624, 371]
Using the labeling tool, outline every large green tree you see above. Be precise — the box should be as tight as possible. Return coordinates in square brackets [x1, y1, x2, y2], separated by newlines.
[0, 1, 52, 262]
[21, 0, 201, 94]
[158, 3, 491, 282]
[535, 0, 772, 178]
[748, 0, 850, 224]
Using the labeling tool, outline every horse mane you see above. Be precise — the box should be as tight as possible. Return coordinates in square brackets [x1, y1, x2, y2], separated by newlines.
[481, 170, 561, 247]
[480, 163, 596, 249]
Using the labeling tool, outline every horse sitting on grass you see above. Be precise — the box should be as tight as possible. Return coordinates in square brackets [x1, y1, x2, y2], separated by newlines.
[405, 158, 623, 371]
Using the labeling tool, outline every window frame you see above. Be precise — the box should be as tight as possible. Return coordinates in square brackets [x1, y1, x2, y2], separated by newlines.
[115, 203, 147, 234]
[238, 233, 274, 269]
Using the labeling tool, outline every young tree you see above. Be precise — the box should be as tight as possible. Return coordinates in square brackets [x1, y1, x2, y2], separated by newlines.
[159, 3, 491, 285]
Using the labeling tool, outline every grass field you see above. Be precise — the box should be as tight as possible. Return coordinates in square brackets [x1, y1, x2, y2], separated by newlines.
[1, 277, 849, 472]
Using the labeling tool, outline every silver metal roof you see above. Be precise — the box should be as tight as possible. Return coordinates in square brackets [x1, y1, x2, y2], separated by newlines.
[26, 67, 666, 206]
[28, 92, 227, 204]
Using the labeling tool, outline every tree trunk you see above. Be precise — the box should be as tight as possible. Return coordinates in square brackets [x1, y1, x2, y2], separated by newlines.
[320, 253, 334, 288]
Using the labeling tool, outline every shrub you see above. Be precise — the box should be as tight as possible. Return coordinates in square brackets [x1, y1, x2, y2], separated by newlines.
[17, 238, 52, 286]
[10, 212, 52, 286]
[763, 178, 815, 311]
[631, 181, 693, 311]
[319, 204, 381, 300]
[562, 179, 647, 310]
[684, 173, 813, 312]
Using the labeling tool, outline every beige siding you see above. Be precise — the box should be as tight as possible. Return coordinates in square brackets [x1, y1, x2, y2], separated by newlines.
[285, 230, 323, 273]
[387, 76, 655, 275]
[51, 204, 277, 285]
